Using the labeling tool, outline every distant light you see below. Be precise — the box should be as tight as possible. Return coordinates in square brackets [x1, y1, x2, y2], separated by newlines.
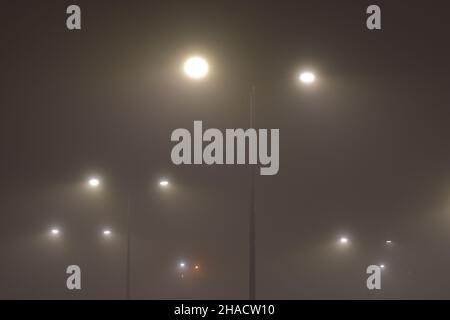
[380, 264, 385, 269]
[159, 180, 169, 187]
[88, 177, 100, 187]
[103, 230, 111, 236]
[179, 262, 186, 268]
[340, 237, 349, 244]
[51, 228, 60, 235]
[183, 56, 209, 79]
[299, 71, 316, 84]
[386, 240, 392, 244]
[194, 265, 199, 270]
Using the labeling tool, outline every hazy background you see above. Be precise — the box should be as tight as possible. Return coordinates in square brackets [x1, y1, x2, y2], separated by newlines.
[1, 0, 450, 299]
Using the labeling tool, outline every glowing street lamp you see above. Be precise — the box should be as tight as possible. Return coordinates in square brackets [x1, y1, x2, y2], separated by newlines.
[159, 180, 169, 187]
[178, 262, 187, 279]
[339, 237, 349, 245]
[183, 56, 209, 79]
[386, 240, 392, 245]
[103, 229, 112, 236]
[50, 228, 60, 236]
[88, 177, 100, 188]
[380, 264, 385, 269]
[299, 71, 316, 84]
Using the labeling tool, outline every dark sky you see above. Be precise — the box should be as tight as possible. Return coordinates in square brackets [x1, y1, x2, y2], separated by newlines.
[1, 0, 450, 299]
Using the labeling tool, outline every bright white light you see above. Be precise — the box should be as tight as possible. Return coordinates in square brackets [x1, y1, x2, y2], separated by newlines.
[88, 177, 100, 187]
[103, 230, 111, 236]
[386, 240, 392, 244]
[299, 71, 316, 84]
[380, 264, 385, 269]
[179, 262, 186, 268]
[159, 180, 169, 187]
[340, 237, 348, 244]
[183, 57, 209, 79]
[51, 228, 60, 235]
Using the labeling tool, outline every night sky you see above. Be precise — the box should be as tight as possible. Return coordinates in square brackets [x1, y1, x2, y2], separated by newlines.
[1, 0, 450, 299]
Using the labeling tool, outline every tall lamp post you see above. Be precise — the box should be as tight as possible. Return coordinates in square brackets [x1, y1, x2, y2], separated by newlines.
[126, 195, 131, 299]
[87, 176, 169, 299]
[249, 86, 256, 300]
[183, 56, 316, 299]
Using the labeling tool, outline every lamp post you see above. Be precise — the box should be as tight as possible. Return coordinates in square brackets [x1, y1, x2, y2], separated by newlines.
[86, 176, 169, 299]
[183, 56, 316, 299]
[249, 86, 256, 300]
[126, 179, 169, 299]
[126, 195, 131, 299]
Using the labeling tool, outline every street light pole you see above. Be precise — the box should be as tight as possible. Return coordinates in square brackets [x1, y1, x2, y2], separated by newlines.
[249, 86, 256, 300]
[126, 195, 131, 300]
[181, 57, 315, 299]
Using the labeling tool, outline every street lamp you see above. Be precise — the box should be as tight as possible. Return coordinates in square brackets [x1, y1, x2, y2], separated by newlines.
[299, 71, 316, 84]
[183, 56, 209, 79]
[50, 228, 60, 236]
[178, 262, 187, 279]
[339, 237, 349, 244]
[81, 172, 173, 298]
[159, 179, 169, 187]
[88, 177, 100, 188]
